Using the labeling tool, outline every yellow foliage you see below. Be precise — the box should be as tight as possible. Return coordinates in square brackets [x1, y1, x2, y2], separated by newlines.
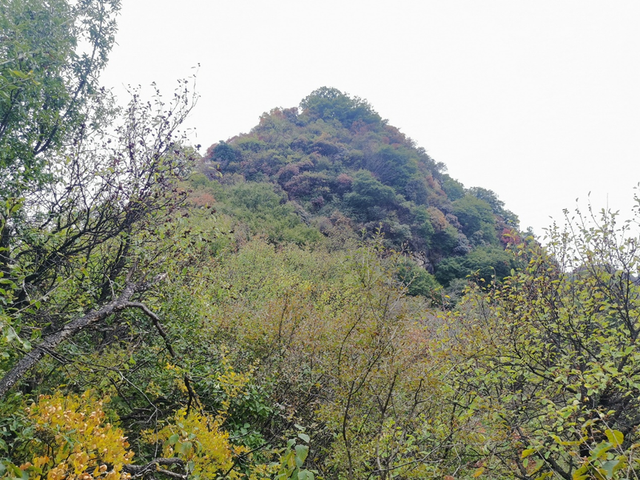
[144, 407, 277, 479]
[145, 408, 238, 478]
[216, 350, 254, 412]
[21, 391, 133, 480]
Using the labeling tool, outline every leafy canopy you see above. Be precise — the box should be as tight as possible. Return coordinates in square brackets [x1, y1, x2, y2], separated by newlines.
[0, 0, 120, 196]
[299, 86, 382, 128]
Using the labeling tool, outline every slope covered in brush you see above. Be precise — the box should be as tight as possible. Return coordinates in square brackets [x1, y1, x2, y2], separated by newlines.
[203, 87, 519, 287]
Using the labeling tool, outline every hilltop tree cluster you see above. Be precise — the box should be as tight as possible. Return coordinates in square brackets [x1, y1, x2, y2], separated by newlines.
[2, 2, 640, 480]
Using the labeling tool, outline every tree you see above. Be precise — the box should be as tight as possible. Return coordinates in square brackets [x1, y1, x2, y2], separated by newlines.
[344, 170, 397, 220]
[363, 145, 418, 189]
[468, 186, 519, 229]
[299, 87, 382, 128]
[435, 244, 515, 287]
[452, 194, 498, 243]
[206, 86, 519, 286]
[397, 257, 440, 297]
[188, 237, 460, 478]
[440, 174, 465, 201]
[0, 0, 198, 399]
[0, 0, 120, 197]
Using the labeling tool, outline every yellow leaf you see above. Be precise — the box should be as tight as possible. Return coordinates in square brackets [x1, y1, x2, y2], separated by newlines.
[522, 448, 535, 459]
[473, 467, 485, 477]
[605, 429, 624, 447]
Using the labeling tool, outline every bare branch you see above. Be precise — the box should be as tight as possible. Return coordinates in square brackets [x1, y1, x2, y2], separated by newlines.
[125, 301, 175, 357]
[123, 458, 186, 480]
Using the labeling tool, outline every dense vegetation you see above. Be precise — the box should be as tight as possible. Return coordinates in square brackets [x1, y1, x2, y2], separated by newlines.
[202, 86, 520, 292]
[1, 2, 640, 479]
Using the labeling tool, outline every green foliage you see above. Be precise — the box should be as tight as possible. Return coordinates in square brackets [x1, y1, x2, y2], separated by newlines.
[344, 170, 397, 220]
[211, 140, 240, 165]
[432, 224, 461, 255]
[452, 194, 499, 243]
[412, 205, 435, 244]
[468, 186, 520, 228]
[0, 5, 573, 478]
[204, 87, 517, 285]
[435, 245, 515, 287]
[217, 182, 322, 246]
[363, 145, 419, 189]
[0, 393, 33, 464]
[0, 0, 120, 197]
[275, 434, 315, 480]
[299, 86, 382, 128]
[441, 174, 465, 201]
[404, 176, 430, 204]
[441, 206, 640, 479]
[397, 258, 441, 298]
[181, 238, 462, 477]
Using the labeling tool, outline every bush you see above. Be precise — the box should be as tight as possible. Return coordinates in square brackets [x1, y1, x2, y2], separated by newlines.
[442, 206, 640, 479]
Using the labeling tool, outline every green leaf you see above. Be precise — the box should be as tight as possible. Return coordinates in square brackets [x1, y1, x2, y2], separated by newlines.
[600, 459, 621, 478]
[297, 432, 310, 443]
[298, 470, 315, 480]
[178, 440, 193, 454]
[590, 441, 612, 460]
[571, 465, 589, 480]
[295, 444, 309, 468]
[168, 433, 179, 445]
[534, 473, 552, 480]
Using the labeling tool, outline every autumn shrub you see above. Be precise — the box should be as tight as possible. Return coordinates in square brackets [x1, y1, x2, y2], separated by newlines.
[0, 391, 134, 480]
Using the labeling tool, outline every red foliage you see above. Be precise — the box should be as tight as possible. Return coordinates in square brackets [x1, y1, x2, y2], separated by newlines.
[500, 228, 521, 245]
[189, 191, 216, 208]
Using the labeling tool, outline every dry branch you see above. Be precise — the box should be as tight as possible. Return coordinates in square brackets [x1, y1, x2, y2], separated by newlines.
[123, 458, 187, 480]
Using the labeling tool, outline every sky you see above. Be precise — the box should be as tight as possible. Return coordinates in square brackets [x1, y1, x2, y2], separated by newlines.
[101, 1, 640, 238]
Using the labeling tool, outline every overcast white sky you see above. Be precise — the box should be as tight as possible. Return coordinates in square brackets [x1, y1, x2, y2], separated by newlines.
[101, 1, 640, 238]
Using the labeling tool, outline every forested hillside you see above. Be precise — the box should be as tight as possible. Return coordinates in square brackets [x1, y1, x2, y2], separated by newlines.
[2, 2, 640, 479]
[202, 87, 520, 291]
